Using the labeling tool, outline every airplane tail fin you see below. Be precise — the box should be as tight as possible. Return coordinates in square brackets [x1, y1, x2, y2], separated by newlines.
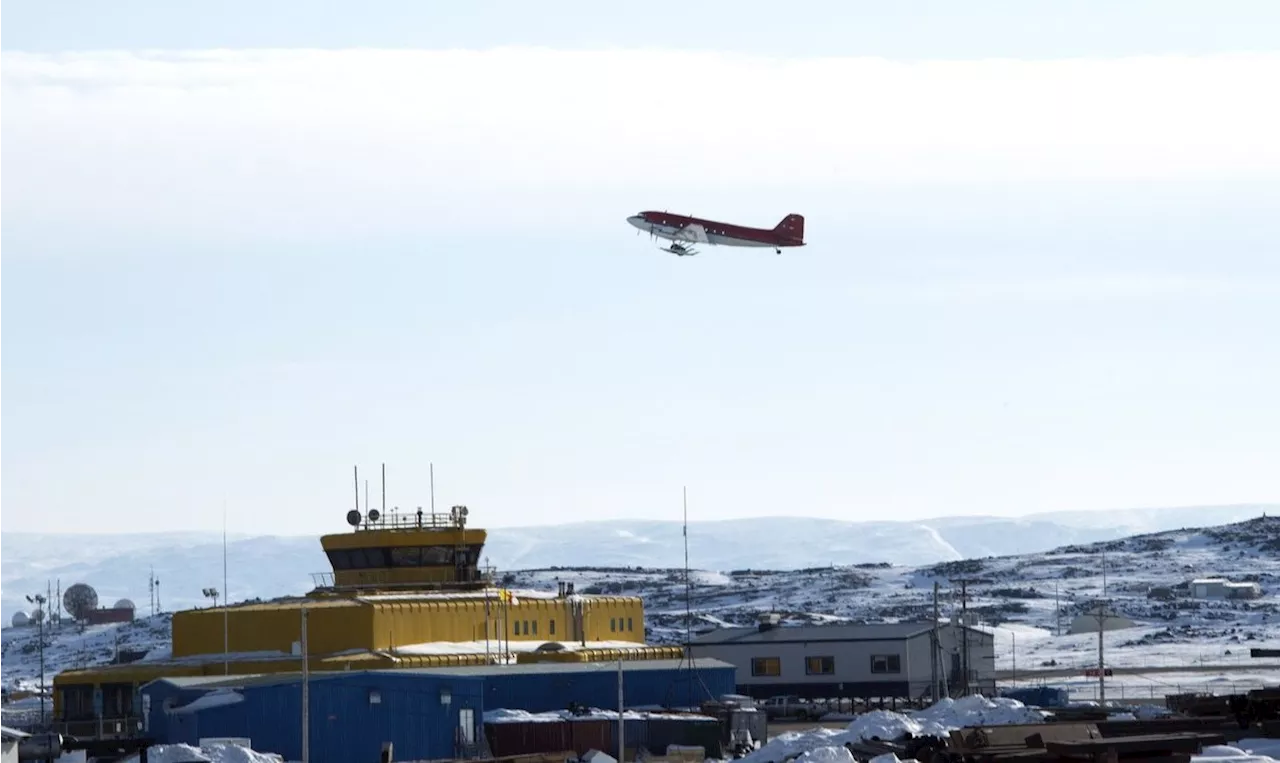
[774, 214, 805, 243]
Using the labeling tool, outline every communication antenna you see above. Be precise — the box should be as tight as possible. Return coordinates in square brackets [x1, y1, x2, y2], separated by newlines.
[683, 486, 693, 650]
[381, 462, 386, 516]
[665, 486, 713, 709]
[430, 463, 436, 514]
[346, 509, 363, 527]
[223, 500, 230, 675]
[353, 465, 360, 516]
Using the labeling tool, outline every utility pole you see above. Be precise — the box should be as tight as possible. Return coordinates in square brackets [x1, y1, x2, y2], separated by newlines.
[931, 582, 940, 702]
[223, 502, 230, 676]
[301, 605, 310, 763]
[1096, 599, 1106, 704]
[1012, 632, 1017, 684]
[960, 581, 967, 695]
[1054, 582, 1061, 637]
[617, 659, 625, 763]
[1098, 551, 1107, 705]
[26, 594, 47, 727]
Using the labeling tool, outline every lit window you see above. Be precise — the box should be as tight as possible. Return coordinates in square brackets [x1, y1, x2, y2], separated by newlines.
[806, 656, 835, 675]
[751, 657, 781, 677]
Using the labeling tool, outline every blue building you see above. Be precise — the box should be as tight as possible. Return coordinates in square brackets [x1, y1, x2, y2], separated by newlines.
[143, 672, 485, 763]
[141, 659, 735, 762]
[428, 659, 736, 714]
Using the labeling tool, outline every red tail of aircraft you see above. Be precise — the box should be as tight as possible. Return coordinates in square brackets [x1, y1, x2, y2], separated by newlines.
[626, 211, 806, 256]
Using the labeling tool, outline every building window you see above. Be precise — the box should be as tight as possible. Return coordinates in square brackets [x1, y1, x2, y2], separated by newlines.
[627, 617, 633, 632]
[871, 655, 901, 674]
[532, 620, 538, 636]
[751, 657, 781, 677]
[549, 619, 556, 636]
[806, 656, 835, 675]
[611, 618, 616, 632]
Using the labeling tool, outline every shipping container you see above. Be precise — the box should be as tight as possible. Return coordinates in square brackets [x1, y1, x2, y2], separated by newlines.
[485, 721, 573, 757]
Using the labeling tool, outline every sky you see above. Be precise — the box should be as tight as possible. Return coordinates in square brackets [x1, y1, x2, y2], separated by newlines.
[3, 1, 1279, 534]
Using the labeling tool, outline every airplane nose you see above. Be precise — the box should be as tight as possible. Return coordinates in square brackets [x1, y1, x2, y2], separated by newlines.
[627, 215, 645, 228]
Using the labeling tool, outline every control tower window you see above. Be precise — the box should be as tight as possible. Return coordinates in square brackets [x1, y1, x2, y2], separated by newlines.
[390, 547, 421, 567]
[422, 546, 454, 565]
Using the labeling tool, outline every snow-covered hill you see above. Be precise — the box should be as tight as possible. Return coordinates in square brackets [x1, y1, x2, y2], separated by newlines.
[507, 515, 1280, 700]
[4, 515, 1279, 705]
[3, 504, 1272, 624]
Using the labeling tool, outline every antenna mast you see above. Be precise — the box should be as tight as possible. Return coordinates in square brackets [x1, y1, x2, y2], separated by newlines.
[223, 501, 229, 676]
[430, 463, 436, 514]
[683, 486, 692, 649]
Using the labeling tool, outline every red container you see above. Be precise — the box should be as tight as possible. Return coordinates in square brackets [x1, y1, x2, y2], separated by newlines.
[485, 721, 572, 757]
[568, 719, 615, 757]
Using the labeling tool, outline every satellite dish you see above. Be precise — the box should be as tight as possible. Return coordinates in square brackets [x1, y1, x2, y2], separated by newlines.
[368, 509, 381, 523]
[64, 583, 99, 621]
[346, 509, 362, 527]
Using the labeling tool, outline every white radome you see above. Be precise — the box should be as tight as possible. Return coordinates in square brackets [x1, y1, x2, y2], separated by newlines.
[114, 599, 136, 611]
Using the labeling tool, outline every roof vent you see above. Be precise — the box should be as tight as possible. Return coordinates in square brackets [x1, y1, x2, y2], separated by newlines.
[757, 613, 782, 632]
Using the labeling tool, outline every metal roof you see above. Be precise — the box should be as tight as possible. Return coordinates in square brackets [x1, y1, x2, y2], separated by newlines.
[144, 658, 733, 692]
[690, 622, 936, 645]
[395, 658, 734, 678]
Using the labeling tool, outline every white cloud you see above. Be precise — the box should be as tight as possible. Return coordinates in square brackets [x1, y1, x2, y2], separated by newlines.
[3, 48, 1278, 239]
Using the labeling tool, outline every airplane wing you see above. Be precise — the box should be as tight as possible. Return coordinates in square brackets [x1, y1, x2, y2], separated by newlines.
[674, 222, 710, 244]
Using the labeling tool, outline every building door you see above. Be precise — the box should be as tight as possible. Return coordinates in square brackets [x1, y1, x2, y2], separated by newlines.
[459, 708, 476, 745]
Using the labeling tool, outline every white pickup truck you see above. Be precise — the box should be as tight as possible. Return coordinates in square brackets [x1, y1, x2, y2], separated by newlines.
[761, 695, 827, 721]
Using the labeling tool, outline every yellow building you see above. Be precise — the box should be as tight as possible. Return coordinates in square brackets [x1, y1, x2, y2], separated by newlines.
[52, 502, 667, 737]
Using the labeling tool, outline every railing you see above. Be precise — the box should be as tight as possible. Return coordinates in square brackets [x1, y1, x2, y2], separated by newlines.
[355, 509, 469, 531]
[55, 716, 142, 739]
[309, 569, 495, 591]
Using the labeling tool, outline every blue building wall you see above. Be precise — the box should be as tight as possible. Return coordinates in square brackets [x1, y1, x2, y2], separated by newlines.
[141, 663, 734, 759]
[480, 664, 735, 713]
[144, 673, 485, 763]
[141, 680, 231, 744]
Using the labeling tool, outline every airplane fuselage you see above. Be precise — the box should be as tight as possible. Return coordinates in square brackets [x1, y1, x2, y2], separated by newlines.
[627, 211, 805, 250]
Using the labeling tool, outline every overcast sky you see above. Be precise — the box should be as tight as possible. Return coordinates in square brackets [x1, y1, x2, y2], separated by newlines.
[3, 1, 1279, 534]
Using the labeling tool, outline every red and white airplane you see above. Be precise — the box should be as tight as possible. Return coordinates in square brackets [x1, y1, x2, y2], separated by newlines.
[627, 211, 806, 256]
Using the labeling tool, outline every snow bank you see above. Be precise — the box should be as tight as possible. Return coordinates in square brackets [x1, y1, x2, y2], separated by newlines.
[914, 696, 1046, 729]
[739, 696, 1044, 763]
[118, 743, 282, 763]
[483, 708, 715, 724]
[794, 747, 856, 763]
[173, 690, 244, 714]
[1193, 744, 1280, 763]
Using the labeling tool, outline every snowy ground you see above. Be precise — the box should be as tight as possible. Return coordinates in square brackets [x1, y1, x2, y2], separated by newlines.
[4, 517, 1279, 711]
[2, 614, 172, 693]
[509, 516, 1280, 696]
[715, 697, 1280, 763]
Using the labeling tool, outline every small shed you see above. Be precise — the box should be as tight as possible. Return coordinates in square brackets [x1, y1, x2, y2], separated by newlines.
[1224, 582, 1263, 600]
[1068, 611, 1137, 635]
[1, 726, 29, 763]
[1192, 578, 1261, 599]
[1192, 578, 1229, 598]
